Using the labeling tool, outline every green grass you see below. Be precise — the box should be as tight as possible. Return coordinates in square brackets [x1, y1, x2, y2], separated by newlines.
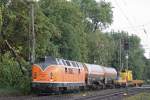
[124, 93, 150, 100]
[0, 87, 23, 97]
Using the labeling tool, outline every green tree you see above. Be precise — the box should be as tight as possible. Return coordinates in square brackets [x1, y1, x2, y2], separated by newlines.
[128, 35, 145, 79]
[143, 59, 150, 81]
[72, 0, 113, 32]
[87, 31, 116, 66]
[39, 0, 88, 61]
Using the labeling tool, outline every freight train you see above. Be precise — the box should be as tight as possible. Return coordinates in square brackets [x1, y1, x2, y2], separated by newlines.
[32, 56, 143, 92]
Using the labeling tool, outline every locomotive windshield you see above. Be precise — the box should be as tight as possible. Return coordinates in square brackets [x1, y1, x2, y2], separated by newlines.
[35, 56, 57, 65]
[35, 56, 58, 70]
[38, 56, 57, 64]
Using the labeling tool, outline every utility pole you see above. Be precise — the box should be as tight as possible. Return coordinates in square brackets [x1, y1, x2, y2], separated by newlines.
[30, 2, 35, 64]
[119, 37, 122, 71]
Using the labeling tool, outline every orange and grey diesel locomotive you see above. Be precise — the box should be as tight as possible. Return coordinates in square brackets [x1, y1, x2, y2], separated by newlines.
[32, 56, 117, 92]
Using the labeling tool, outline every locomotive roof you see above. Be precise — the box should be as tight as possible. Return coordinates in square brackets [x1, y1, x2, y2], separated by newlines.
[36, 56, 84, 68]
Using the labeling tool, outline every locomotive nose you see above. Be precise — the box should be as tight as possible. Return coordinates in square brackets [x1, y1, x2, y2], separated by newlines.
[32, 64, 56, 83]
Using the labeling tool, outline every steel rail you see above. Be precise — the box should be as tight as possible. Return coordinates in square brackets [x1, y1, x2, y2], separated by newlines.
[74, 91, 124, 100]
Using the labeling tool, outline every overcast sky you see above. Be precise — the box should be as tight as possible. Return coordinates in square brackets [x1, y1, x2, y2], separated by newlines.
[98, 0, 150, 59]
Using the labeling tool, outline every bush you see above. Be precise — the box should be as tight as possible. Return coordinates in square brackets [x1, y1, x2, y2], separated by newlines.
[0, 52, 31, 94]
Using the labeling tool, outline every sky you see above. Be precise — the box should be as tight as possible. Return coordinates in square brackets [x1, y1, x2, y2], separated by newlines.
[97, 0, 150, 59]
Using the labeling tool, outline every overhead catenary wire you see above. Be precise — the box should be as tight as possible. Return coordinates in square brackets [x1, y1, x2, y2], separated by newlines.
[104, 0, 150, 35]
[106, 0, 150, 59]
[113, 0, 150, 38]
[112, 22, 150, 30]
[114, 0, 139, 34]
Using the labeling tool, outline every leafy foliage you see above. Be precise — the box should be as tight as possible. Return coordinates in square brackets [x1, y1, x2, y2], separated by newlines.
[0, 53, 30, 94]
[87, 31, 116, 66]
[38, 0, 88, 61]
[73, 0, 113, 31]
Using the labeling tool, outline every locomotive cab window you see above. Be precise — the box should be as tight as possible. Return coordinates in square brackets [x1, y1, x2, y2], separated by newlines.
[76, 62, 79, 67]
[70, 61, 73, 67]
[72, 62, 77, 67]
[66, 61, 71, 66]
[78, 63, 82, 67]
[77, 62, 82, 69]
[62, 60, 67, 65]
[57, 58, 63, 65]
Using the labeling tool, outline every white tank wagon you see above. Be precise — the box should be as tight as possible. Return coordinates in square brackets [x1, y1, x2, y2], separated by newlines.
[103, 67, 117, 85]
[84, 64, 105, 87]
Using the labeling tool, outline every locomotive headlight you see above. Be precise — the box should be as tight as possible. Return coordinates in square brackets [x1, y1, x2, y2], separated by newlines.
[49, 72, 53, 79]
[33, 72, 37, 79]
[49, 72, 54, 82]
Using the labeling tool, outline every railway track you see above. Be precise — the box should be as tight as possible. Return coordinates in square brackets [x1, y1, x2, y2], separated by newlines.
[125, 86, 150, 97]
[73, 91, 124, 100]
[0, 86, 150, 100]
[73, 86, 150, 100]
